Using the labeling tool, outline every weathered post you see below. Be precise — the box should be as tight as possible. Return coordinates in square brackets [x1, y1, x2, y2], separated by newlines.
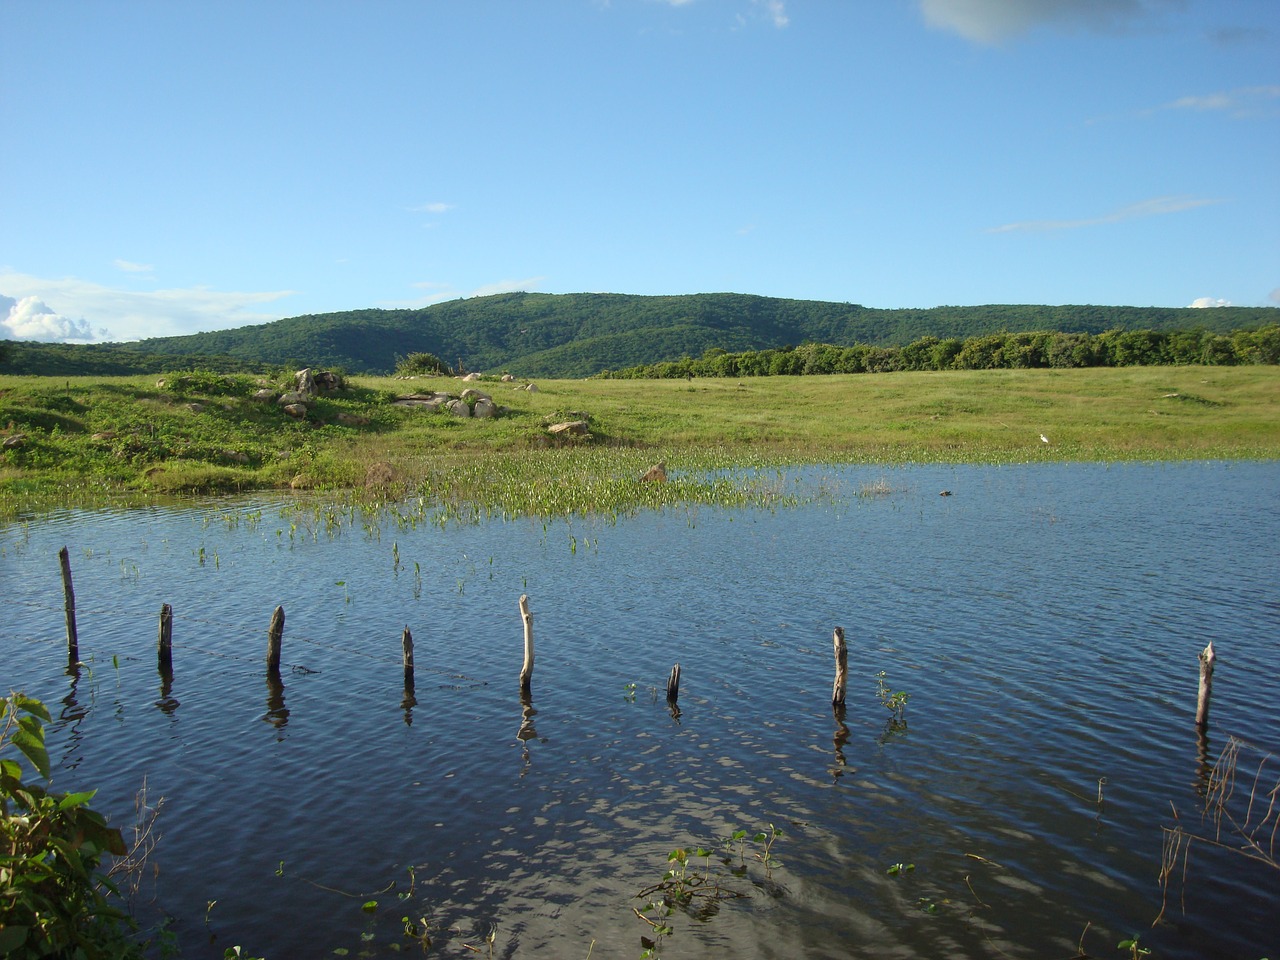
[519, 594, 534, 696]
[831, 626, 847, 706]
[402, 625, 415, 686]
[157, 603, 174, 674]
[58, 546, 79, 664]
[1195, 640, 1216, 728]
[666, 663, 681, 703]
[266, 605, 285, 677]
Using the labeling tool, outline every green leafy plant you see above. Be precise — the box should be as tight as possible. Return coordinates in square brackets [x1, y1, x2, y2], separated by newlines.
[875, 670, 909, 725]
[1118, 935, 1152, 959]
[635, 825, 781, 957]
[0, 691, 138, 959]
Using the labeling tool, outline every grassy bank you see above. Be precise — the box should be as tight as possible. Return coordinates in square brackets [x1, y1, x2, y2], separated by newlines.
[2, 365, 1278, 518]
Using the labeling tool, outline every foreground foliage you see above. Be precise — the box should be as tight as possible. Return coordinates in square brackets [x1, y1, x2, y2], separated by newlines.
[0, 693, 138, 959]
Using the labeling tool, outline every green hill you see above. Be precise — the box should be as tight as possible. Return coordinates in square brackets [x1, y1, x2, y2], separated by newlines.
[4, 292, 1277, 378]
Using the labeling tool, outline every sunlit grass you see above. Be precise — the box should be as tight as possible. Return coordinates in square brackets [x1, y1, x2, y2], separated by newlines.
[2, 365, 1277, 519]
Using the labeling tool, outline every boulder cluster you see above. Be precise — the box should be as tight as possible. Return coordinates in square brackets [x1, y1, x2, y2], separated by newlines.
[393, 387, 500, 418]
[259, 368, 346, 420]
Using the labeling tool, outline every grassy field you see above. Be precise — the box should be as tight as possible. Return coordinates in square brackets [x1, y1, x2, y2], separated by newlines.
[2, 365, 1278, 518]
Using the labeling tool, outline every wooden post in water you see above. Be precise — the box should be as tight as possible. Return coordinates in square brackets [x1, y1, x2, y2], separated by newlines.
[402, 626, 415, 687]
[831, 626, 847, 706]
[666, 663, 681, 703]
[1195, 640, 1216, 728]
[266, 605, 285, 677]
[58, 546, 79, 664]
[157, 603, 173, 674]
[518, 595, 534, 696]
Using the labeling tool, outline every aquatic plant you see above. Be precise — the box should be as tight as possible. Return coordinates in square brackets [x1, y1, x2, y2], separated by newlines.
[635, 825, 783, 957]
[875, 670, 909, 725]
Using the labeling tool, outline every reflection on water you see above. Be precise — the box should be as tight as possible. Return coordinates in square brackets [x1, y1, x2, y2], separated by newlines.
[262, 677, 289, 734]
[3, 462, 1278, 959]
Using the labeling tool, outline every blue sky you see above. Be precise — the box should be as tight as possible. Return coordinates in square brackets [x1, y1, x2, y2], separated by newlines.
[2, 0, 1277, 343]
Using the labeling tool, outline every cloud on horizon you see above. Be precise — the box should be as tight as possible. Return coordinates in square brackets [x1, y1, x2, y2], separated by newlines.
[0, 272, 297, 342]
[1, 294, 97, 342]
[987, 194, 1220, 233]
[379, 276, 548, 309]
[1188, 297, 1232, 308]
[919, 0, 1182, 45]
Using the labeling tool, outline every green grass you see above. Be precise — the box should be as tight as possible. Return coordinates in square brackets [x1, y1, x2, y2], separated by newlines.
[2, 366, 1278, 519]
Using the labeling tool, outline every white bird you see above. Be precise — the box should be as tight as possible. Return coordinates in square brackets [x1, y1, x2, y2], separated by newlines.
[1040, 434, 1050, 443]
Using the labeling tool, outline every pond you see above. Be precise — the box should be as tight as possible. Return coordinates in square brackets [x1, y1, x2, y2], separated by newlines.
[3, 462, 1278, 959]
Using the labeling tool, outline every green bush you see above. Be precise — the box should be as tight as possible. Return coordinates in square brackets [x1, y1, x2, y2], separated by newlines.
[394, 352, 449, 377]
[0, 693, 140, 959]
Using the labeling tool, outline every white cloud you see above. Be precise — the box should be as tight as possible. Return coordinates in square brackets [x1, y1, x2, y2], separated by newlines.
[1164, 85, 1280, 118]
[410, 201, 455, 214]
[755, 0, 789, 28]
[1, 294, 96, 342]
[987, 194, 1220, 233]
[1188, 297, 1231, 308]
[919, 0, 1181, 45]
[469, 277, 547, 298]
[378, 276, 548, 309]
[113, 259, 155, 273]
[0, 272, 297, 342]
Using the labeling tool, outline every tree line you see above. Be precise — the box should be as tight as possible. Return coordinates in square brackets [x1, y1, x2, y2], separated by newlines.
[599, 326, 1280, 379]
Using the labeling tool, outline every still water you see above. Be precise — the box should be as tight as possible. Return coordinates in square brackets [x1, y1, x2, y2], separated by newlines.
[3, 462, 1278, 959]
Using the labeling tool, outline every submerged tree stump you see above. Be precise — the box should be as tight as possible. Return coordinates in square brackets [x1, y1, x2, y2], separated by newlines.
[519, 595, 534, 696]
[58, 546, 79, 665]
[266, 605, 285, 677]
[667, 663, 681, 703]
[1196, 641, 1216, 728]
[157, 603, 174, 674]
[402, 625, 415, 687]
[831, 626, 847, 706]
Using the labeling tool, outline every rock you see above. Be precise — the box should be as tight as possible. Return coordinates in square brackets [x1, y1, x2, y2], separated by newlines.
[393, 393, 450, 411]
[91, 431, 118, 442]
[501, 374, 515, 382]
[446, 399, 471, 417]
[222, 451, 251, 464]
[547, 420, 590, 438]
[939, 490, 953, 497]
[2, 434, 26, 450]
[525, 383, 538, 393]
[472, 397, 497, 418]
[313, 370, 343, 392]
[186, 403, 206, 413]
[295, 368, 317, 397]
[283, 403, 308, 418]
[278, 391, 308, 406]
[253, 388, 278, 402]
[336, 412, 370, 427]
[462, 372, 482, 382]
[640, 461, 667, 483]
[460, 388, 491, 403]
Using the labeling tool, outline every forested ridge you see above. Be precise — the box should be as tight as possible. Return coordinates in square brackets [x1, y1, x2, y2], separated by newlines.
[2, 291, 1277, 378]
[602, 326, 1280, 378]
